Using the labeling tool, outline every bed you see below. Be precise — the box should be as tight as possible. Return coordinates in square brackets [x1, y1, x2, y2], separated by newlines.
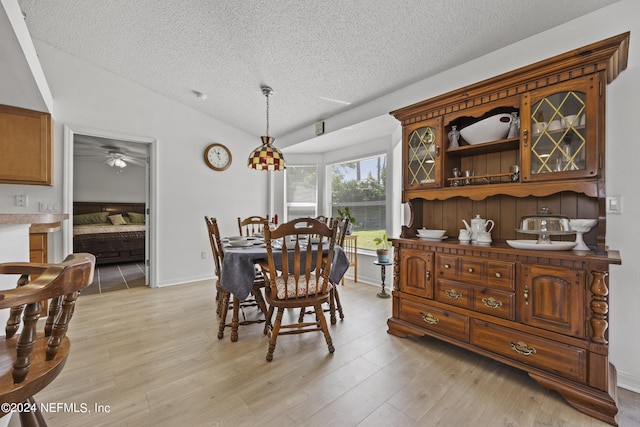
[73, 202, 146, 265]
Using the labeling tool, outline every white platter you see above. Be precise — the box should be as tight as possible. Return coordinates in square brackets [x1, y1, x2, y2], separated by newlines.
[506, 240, 576, 251]
[419, 236, 448, 242]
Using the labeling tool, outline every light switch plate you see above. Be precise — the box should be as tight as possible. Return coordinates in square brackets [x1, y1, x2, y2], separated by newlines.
[606, 196, 622, 214]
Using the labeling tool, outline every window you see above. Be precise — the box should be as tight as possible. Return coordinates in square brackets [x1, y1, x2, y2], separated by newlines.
[285, 165, 317, 220]
[329, 155, 386, 251]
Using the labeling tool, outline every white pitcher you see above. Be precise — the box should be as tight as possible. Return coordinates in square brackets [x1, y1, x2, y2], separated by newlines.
[463, 214, 495, 241]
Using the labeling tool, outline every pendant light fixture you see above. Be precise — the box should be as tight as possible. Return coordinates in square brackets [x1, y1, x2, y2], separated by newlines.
[247, 86, 285, 171]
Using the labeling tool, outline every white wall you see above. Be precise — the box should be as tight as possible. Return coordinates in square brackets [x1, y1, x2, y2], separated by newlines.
[73, 157, 146, 202]
[0, 42, 270, 286]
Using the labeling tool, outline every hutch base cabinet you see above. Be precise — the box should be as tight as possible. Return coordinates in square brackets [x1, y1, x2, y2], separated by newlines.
[388, 240, 620, 425]
[388, 33, 629, 425]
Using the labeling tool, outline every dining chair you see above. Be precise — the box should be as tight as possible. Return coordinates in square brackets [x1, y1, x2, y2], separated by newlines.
[0, 253, 95, 427]
[314, 215, 331, 225]
[237, 215, 268, 237]
[260, 217, 338, 361]
[299, 217, 349, 324]
[204, 216, 267, 342]
[330, 217, 350, 321]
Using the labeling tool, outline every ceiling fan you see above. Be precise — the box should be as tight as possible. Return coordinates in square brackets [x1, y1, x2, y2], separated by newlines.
[74, 144, 147, 168]
[102, 150, 130, 168]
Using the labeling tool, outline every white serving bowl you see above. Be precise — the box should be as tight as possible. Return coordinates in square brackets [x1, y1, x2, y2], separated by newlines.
[548, 120, 562, 131]
[417, 229, 446, 239]
[227, 238, 250, 247]
[460, 113, 512, 145]
[569, 219, 598, 233]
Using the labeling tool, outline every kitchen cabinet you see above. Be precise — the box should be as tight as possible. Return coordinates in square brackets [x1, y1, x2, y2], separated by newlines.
[29, 232, 48, 263]
[388, 32, 629, 426]
[0, 105, 53, 185]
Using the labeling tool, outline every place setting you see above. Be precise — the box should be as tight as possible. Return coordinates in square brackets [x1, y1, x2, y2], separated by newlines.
[222, 235, 265, 248]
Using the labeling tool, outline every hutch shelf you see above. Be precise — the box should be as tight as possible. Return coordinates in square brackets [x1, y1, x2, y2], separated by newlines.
[388, 32, 629, 426]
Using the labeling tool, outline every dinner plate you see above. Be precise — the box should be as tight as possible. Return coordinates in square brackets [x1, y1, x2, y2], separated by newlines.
[226, 240, 253, 248]
[506, 240, 576, 251]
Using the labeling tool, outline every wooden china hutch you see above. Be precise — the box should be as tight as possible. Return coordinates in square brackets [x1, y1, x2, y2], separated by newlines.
[388, 33, 629, 425]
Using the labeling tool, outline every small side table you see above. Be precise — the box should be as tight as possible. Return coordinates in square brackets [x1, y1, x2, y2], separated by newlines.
[373, 260, 393, 298]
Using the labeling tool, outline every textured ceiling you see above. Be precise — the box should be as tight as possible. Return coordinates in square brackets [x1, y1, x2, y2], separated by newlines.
[17, 0, 619, 152]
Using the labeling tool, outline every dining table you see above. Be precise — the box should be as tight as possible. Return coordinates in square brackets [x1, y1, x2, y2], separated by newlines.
[220, 239, 350, 301]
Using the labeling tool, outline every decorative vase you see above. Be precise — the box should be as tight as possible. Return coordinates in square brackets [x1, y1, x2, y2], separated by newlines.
[448, 125, 460, 149]
[507, 112, 520, 138]
[376, 249, 389, 263]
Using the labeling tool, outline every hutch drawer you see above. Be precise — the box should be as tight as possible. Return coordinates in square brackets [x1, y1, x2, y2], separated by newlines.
[471, 320, 586, 383]
[472, 287, 515, 320]
[435, 279, 472, 309]
[399, 298, 469, 343]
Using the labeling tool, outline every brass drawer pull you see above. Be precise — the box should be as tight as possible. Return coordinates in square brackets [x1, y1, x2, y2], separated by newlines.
[467, 268, 474, 273]
[420, 312, 439, 325]
[444, 264, 451, 269]
[445, 289, 462, 300]
[426, 270, 431, 281]
[495, 272, 502, 278]
[482, 297, 503, 309]
[510, 341, 537, 356]
[524, 286, 529, 305]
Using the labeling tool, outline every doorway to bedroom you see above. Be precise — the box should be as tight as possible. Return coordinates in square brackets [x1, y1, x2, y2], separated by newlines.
[64, 125, 156, 288]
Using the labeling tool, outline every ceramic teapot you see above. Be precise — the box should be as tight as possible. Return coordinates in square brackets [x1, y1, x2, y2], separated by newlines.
[462, 214, 495, 241]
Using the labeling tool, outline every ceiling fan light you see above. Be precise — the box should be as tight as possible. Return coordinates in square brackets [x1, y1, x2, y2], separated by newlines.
[103, 156, 127, 168]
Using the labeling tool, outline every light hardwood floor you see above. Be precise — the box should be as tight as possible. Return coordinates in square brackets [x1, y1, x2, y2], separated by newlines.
[8, 279, 640, 426]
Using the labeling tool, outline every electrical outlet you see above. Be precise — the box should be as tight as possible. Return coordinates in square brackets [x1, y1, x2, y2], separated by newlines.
[15, 194, 27, 207]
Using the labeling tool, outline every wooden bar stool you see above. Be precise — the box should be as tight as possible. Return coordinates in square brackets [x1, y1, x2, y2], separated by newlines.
[0, 253, 96, 427]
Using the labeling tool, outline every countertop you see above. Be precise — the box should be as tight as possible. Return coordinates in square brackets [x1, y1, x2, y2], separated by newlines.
[0, 213, 68, 233]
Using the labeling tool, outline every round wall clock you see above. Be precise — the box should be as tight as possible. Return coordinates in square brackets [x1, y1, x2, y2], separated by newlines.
[204, 143, 232, 171]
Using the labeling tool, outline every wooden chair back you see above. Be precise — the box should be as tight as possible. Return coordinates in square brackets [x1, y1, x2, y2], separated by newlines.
[336, 217, 350, 247]
[237, 216, 267, 237]
[204, 216, 225, 278]
[1, 253, 95, 423]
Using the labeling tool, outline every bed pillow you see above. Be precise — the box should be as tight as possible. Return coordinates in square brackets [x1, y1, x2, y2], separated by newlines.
[73, 211, 110, 225]
[108, 214, 127, 225]
[127, 212, 145, 224]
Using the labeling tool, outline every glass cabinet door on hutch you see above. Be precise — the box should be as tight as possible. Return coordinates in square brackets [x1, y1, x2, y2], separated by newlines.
[521, 75, 600, 182]
[404, 118, 442, 189]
